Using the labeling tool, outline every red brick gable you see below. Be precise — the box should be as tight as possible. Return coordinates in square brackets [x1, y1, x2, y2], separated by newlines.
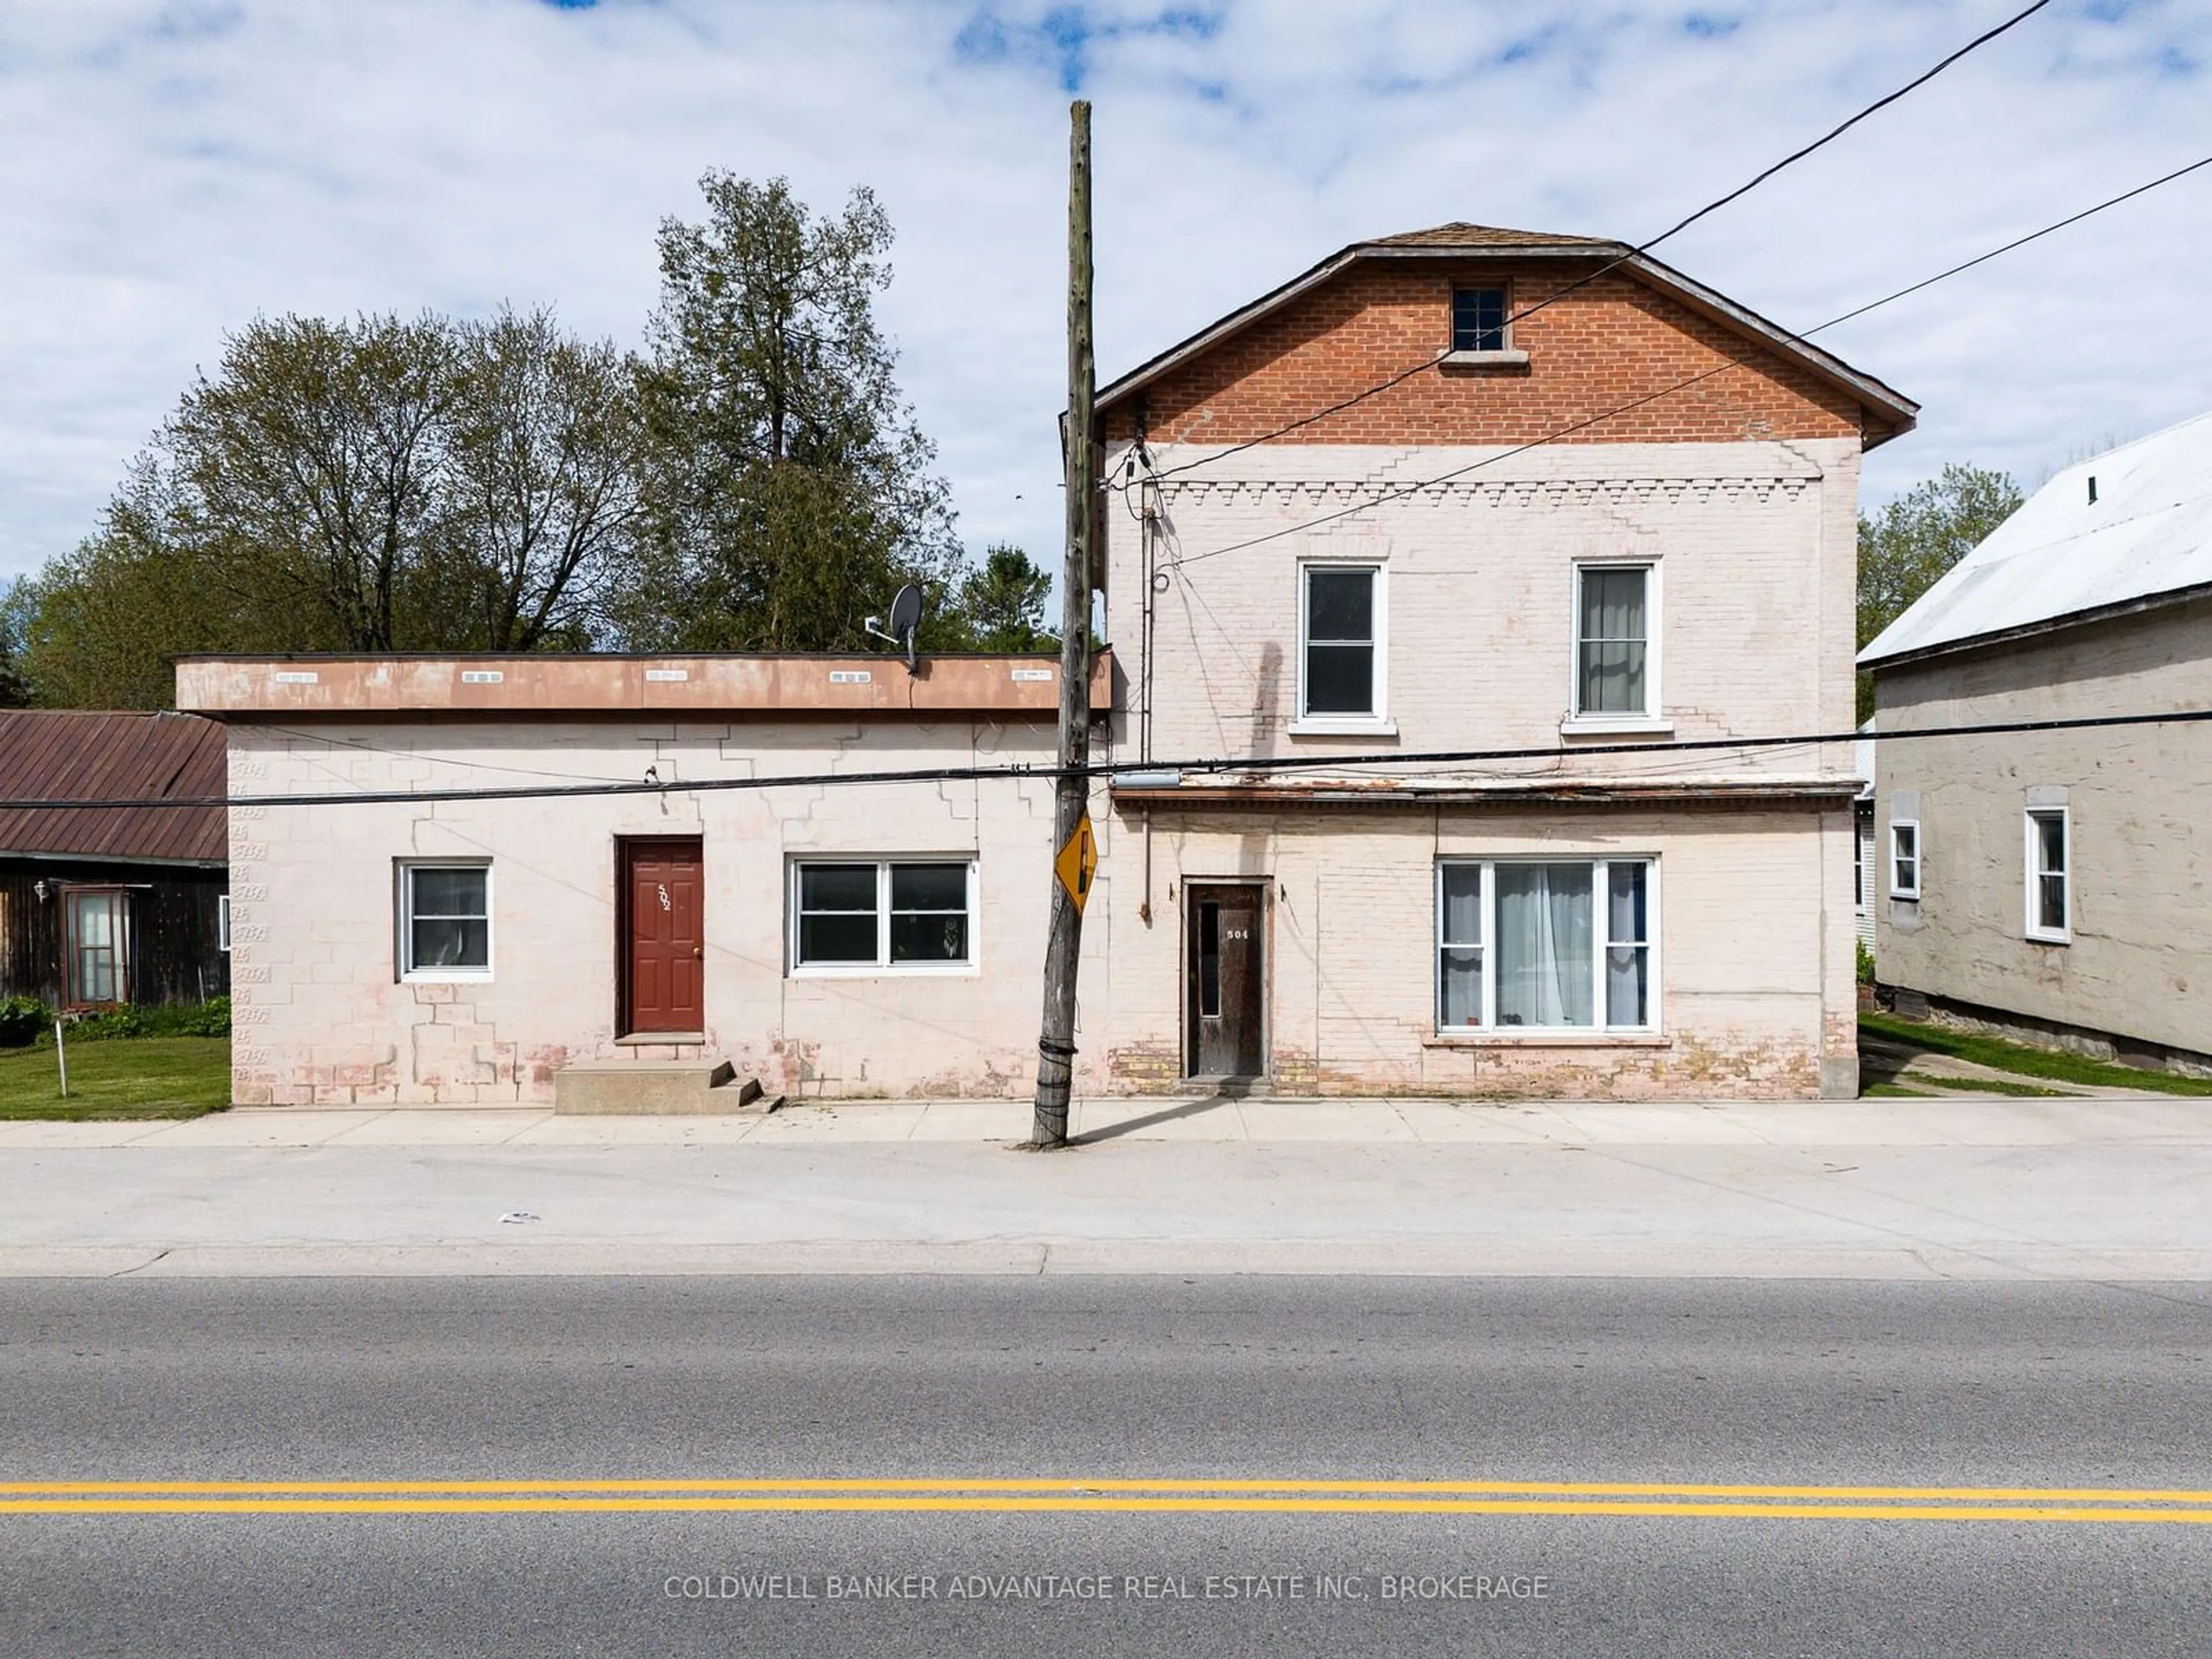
[1104, 257, 1897, 451]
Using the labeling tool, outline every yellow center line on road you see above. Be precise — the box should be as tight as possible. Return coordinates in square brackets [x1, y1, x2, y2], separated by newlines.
[3, 1495, 2212, 1522]
[3, 1479, 2212, 1522]
[7, 1478, 2212, 1502]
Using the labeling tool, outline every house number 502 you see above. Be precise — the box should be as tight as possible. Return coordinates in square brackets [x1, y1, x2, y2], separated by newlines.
[657, 884, 671, 911]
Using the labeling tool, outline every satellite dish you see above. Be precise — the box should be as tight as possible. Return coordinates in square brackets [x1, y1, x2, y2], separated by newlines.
[887, 583, 925, 673]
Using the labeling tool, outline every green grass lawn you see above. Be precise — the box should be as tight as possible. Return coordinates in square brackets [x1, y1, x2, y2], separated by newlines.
[0, 1037, 231, 1120]
[1859, 1012, 2212, 1097]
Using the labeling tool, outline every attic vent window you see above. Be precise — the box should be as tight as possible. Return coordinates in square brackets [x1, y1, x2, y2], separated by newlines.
[1450, 286, 1508, 352]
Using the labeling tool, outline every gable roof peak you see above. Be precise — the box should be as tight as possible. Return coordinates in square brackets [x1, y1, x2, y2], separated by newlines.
[1363, 222, 1616, 250]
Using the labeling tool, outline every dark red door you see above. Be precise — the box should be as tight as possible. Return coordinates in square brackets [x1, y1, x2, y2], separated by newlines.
[622, 839, 704, 1034]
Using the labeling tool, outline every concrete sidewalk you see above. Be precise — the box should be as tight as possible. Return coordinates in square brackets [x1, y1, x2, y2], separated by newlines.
[4, 1092, 2208, 1148]
[5, 1094, 2212, 1282]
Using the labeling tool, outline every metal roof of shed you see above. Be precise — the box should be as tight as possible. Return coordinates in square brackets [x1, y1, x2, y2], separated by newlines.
[1859, 408, 2212, 669]
[0, 711, 227, 865]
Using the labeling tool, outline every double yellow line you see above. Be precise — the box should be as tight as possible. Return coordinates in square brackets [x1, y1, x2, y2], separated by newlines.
[6, 1478, 2212, 1523]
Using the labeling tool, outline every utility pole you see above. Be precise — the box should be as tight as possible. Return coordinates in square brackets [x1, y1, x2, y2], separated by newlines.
[1032, 98, 1094, 1149]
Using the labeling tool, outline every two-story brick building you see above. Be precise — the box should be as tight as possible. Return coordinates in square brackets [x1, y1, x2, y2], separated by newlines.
[1093, 224, 1915, 1100]
[180, 222, 1912, 1108]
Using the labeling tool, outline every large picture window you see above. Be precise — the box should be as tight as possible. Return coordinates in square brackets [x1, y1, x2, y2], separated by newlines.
[1298, 563, 1384, 725]
[1574, 564, 1654, 718]
[1435, 859, 1654, 1032]
[793, 861, 974, 971]
[398, 863, 491, 979]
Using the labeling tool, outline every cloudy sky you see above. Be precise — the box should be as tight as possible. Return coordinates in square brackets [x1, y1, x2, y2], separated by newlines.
[1, 0, 2206, 581]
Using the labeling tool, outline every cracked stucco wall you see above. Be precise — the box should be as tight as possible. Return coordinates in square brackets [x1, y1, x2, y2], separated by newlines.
[226, 717, 1107, 1106]
[1874, 596, 2212, 1059]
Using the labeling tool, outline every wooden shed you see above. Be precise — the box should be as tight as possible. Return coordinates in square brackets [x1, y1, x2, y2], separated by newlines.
[0, 711, 228, 1009]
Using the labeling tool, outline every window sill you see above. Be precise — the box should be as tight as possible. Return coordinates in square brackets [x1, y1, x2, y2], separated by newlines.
[790, 964, 979, 979]
[1891, 893, 1921, 904]
[401, 970, 493, 984]
[2025, 930, 2071, 946]
[1287, 718, 1398, 739]
[1440, 349, 1530, 369]
[1559, 715, 1673, 738]
[1425, 1031, 1671, 1049]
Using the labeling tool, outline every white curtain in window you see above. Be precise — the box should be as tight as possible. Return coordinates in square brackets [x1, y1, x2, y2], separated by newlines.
[1495, 864, 1592, 1026]
[1580, 569, 1647, 714]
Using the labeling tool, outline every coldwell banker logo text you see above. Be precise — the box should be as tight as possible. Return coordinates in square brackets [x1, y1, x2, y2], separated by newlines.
[664, 1570, 1552, 1603]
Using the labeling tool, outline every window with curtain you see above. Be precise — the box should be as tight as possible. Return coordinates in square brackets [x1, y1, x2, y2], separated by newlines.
[398, 863, 490, 978]
[1435, 859, 1654, 1032]
[1575, 565, 1651, 717]
[1301, 565, 1380, 719]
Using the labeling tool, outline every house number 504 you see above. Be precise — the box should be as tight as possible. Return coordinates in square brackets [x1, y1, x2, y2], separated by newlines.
[1225, 929, 1249, 940]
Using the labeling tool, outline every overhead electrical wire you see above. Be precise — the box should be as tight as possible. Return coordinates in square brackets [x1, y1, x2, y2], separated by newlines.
[5, 706, 2209, 814]
[1160, 147, 2212, 569]
[1128, 0, 2059, 487]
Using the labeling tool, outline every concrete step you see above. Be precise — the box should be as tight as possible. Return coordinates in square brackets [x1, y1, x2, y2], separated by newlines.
[552, 1059, 783, 1116]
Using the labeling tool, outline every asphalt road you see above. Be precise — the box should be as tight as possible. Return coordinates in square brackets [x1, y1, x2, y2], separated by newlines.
[5, 1275, 2212, 1656]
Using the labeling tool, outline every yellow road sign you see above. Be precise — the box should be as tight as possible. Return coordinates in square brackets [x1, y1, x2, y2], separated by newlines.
[1055, 813, 1097, 912]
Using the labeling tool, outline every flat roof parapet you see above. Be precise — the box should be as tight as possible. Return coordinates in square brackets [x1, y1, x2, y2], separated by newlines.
[175, 651, 1113, 719]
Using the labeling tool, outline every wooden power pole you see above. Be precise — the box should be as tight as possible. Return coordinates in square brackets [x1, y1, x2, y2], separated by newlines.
[1032, 99, 1094, 1149]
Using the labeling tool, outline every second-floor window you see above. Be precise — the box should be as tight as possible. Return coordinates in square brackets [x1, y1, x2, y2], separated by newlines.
[1451, 286, 1508, 352]
[1300, 563, 1383, 723]
[1575, 563, 1654, 719]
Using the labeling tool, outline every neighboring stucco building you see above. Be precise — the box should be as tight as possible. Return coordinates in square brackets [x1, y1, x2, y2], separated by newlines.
[180, 221, 1917, 1108]
[1093, 224, 1913, 1100]
[1858, 410, 2212, 1073]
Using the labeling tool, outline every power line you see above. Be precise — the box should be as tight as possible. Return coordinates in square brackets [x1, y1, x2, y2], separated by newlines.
[1162, 147, 2212, 569]
[7, 705, 2207, 813]
[1131, 0, 2057, 486]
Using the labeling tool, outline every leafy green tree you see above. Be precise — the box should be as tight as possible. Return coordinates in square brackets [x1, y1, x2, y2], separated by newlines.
[0, 579, 36, 707]
[14, 307, 641, 707]
[622, 173, 963, 651]
[1857, 462, 2024, 721]
[944, 543, 1056, 652]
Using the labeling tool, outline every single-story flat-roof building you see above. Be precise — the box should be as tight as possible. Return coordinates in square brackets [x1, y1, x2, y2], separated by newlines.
[177, 652, 1112, 1107]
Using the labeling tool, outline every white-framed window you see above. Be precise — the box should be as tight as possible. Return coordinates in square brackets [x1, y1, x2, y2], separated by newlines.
[1296, 562, 1387, 728]
[1888, 820, 1920, 900]
[1571, 562, 1658, 721]
[791, 859, 975, 973]
[217, 893, 232, 953]
[397, 862, 491, 980]
[2025, 808, 2070, 942]
[1435, 859, 1656, 1033]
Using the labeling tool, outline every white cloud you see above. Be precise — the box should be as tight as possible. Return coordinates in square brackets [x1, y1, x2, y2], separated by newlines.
[1, 0, 2206, 580]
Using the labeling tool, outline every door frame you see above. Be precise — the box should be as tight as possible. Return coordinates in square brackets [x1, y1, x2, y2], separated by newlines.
[615, 835, 706, 1037]
[1181, 877, 1270, 1081]
[61, 884, 131, 1010]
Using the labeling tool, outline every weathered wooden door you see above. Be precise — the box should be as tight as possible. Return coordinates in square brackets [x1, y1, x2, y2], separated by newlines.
[621, 839, 704, 1034]
[1186, 882, 1266, 1077]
